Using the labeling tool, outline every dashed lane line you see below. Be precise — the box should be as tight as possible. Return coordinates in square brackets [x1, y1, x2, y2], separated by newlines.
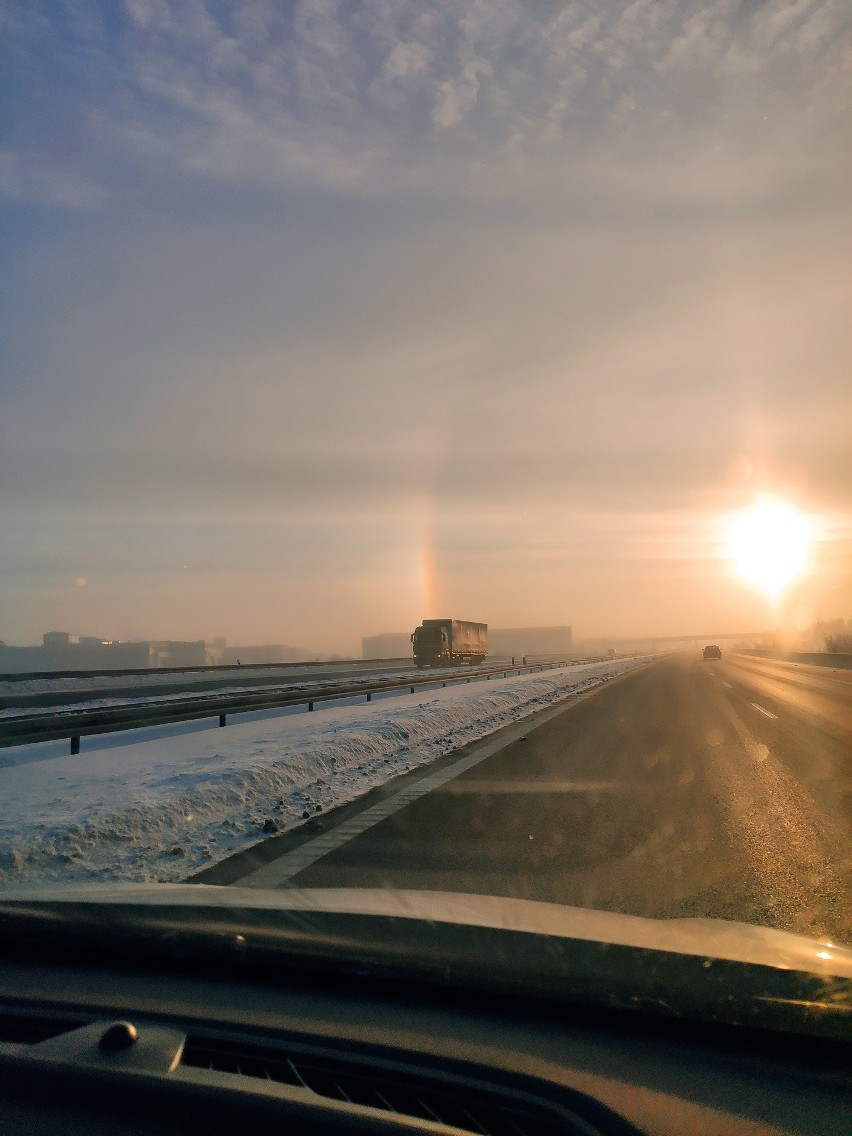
[750, 702, 779, 720]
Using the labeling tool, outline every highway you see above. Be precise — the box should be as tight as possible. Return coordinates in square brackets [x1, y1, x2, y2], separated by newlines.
[199, 653, 851, 944]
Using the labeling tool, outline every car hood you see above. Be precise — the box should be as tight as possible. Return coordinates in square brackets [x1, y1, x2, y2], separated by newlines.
[0, 884, 849, 1039]
[0, 882, 848, 977]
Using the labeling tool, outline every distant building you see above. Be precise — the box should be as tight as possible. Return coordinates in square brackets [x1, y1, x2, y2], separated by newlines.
[220, 644, 320, 665]
[42, 631, 71, 650]
[0, 634, 196, 673]
[361, 633, 412, 660]
[149, 641, 207, 669]
[488, 626, 573, 658]
[0, 645, 45, 672]
[205, 638, 228, 665]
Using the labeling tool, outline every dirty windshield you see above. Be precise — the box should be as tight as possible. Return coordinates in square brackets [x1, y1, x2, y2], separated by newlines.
[1, 3, 850, 966]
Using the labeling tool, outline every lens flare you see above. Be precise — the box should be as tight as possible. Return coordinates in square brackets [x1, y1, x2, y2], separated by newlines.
[725, 496, 813, 601]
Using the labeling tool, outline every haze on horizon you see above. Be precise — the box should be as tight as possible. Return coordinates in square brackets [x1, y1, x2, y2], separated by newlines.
[2, 2, 850, 658]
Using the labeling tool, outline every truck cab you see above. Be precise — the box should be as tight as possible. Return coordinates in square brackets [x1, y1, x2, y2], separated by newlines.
[411, 623, 450, 668]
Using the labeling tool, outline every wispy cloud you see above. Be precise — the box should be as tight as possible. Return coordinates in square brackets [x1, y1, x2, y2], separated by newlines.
[0, 151, 107, 210]
[3, 1, 849, 207]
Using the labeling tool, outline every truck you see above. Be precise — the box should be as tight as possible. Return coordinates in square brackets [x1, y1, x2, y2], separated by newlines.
[411, 619, 488, 668]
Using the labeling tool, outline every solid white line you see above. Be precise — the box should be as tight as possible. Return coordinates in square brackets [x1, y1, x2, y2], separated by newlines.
[237, 743, 510, 888]
[751, 702, 779, 720]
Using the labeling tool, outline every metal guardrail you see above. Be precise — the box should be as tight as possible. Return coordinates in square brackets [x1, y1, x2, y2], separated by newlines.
[0, 661, 569, 754]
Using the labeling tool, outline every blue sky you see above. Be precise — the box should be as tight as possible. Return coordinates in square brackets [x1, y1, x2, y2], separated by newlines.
[2, 1, 850, 651]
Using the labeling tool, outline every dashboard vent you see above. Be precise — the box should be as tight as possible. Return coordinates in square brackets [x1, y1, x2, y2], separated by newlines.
[182, 1035, 589, 1135]
[0, 1011, 84, 1045]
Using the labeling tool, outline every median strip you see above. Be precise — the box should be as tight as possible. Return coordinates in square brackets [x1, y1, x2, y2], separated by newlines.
[0, 661, 567, 753]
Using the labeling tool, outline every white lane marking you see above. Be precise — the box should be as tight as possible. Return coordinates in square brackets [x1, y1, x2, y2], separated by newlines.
[722, 682, 733, 690]
[751, 702, 779, 720]
[238, 744, 507, 887]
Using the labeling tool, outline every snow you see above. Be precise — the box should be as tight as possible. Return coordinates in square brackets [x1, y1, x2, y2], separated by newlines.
[0, 658, 650, 887]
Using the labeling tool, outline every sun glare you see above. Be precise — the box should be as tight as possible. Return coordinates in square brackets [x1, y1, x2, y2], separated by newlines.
[725, 497, 813, 601]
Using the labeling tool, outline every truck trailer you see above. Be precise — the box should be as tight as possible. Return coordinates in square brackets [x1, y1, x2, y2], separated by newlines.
[411, 619, 488, 668]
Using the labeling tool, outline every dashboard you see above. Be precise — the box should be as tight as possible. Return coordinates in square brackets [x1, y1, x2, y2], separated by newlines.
[0, 953, 848, 1136]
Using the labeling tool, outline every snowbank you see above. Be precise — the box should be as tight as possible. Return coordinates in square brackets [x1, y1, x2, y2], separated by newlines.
[0, 658, 650, 886]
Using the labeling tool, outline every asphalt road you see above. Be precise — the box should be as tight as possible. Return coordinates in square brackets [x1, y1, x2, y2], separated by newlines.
[0, 660, 419, 709]
[206, 652, 851, 943]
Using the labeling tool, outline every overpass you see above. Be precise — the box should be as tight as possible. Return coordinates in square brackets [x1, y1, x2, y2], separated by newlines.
[582, 632, 773, 653]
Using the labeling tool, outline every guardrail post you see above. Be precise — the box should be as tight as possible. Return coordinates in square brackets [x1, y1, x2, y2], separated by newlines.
[70, 735, 80, 755]
[219, 714, 227, 727]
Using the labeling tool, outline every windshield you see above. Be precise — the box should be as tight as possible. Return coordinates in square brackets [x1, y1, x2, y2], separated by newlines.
[1, 2, 850, 1008]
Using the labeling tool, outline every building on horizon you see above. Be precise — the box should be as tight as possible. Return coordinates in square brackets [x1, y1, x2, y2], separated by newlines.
[0, 633, 206, 674]
[488, 626, 573, 658]
[220, 643, 321, 665]
[360, 632, 412, 660]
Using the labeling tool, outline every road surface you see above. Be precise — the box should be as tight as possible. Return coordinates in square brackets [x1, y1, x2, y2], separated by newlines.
[0, 660, 419, 710]
[198, 653, 851, 943]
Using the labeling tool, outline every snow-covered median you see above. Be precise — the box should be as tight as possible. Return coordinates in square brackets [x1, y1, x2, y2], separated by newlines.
[0, 658, 650, 886]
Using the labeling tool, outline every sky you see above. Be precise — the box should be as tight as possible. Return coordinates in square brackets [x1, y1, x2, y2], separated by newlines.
[1, 1, 851, 654]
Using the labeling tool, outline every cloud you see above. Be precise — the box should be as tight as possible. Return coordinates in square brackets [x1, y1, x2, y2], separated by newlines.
[381, 39, 431, 81]
[0, 150, 107, 211]
[3, 1, 848, 207]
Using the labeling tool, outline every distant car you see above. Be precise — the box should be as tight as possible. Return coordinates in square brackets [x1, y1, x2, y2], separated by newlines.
[703, 645, 722, 660]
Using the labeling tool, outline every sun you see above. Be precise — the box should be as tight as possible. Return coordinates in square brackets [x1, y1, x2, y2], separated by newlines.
[725, 496, 813, 601]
